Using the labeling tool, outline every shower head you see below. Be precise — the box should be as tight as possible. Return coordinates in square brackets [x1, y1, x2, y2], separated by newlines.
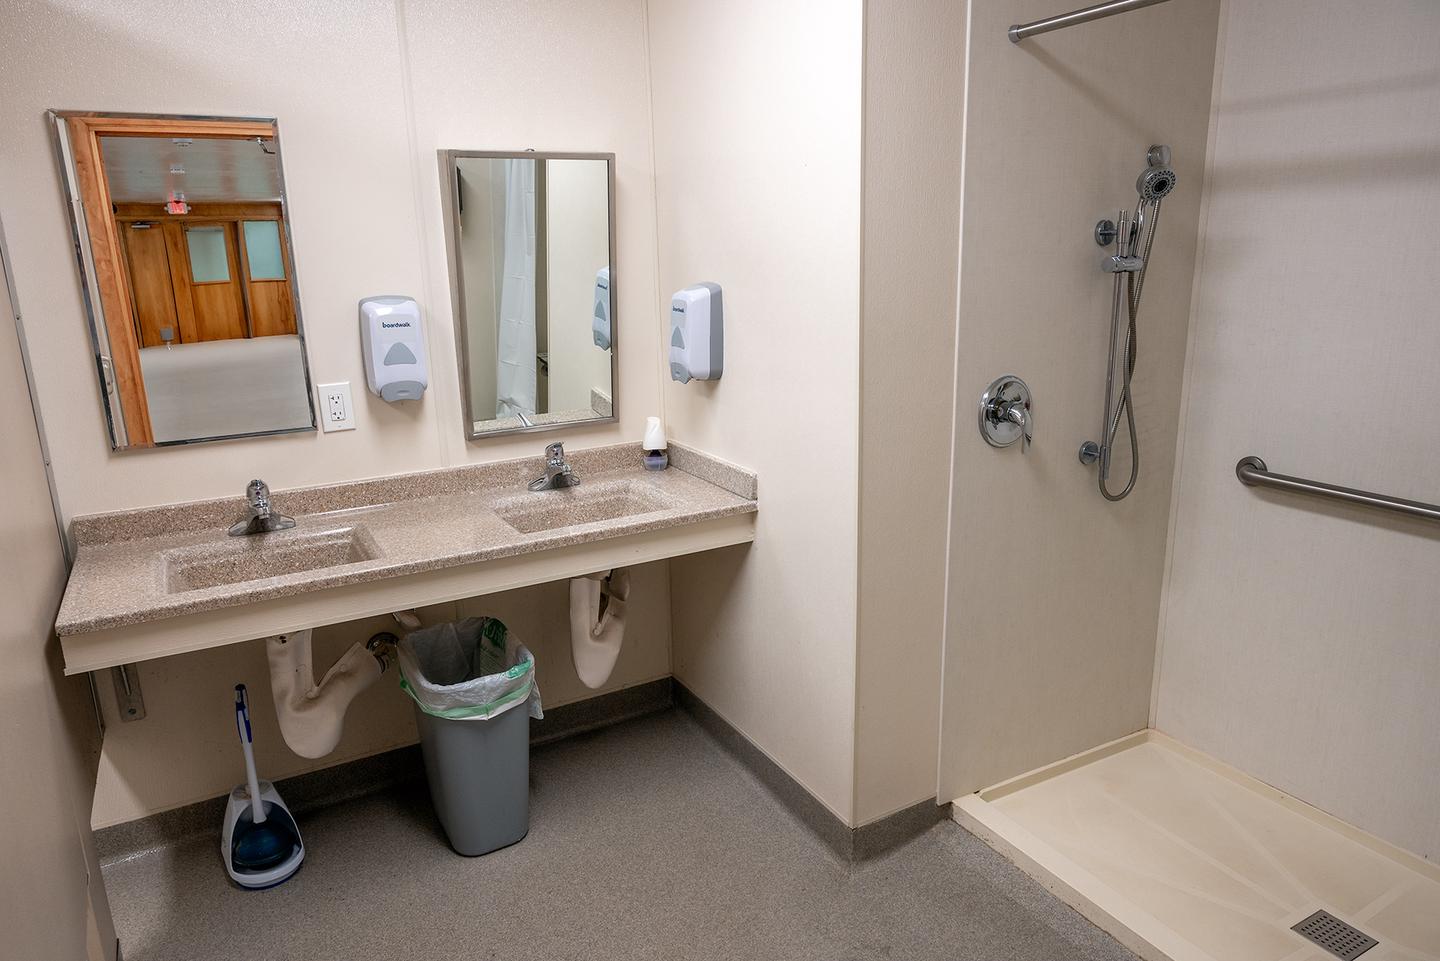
[1136, 163, 1177, 202]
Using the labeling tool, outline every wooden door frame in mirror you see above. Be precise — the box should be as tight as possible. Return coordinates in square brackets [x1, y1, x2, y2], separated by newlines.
[51, 112, 296, 449]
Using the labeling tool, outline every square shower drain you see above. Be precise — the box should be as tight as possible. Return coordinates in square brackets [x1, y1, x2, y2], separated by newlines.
[1291, 910, 1378, 960]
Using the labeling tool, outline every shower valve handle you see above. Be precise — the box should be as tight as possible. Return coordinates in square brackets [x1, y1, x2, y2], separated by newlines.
[979, 375, 1034, 453]
[1002, 402, 1033, 453]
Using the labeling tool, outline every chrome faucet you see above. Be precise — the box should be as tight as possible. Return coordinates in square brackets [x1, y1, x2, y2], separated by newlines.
[528, 442, 580, 491]
[228, 479, 297, 536]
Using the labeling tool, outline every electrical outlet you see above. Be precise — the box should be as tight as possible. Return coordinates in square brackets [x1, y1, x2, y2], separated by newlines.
[316, 382, 356, 432]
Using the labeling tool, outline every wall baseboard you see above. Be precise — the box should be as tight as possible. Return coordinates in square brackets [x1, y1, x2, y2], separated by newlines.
[95, 677, 674, 865]
[673, 681, 948, 863]
[97, 677, 944, 867]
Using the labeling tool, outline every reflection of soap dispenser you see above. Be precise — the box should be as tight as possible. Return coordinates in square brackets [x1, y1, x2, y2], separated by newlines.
[643, 416, 668, 471]
[592, 267, 612, 350]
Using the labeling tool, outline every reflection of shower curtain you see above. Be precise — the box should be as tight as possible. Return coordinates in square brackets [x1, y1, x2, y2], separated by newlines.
[495, 159, 537, 418]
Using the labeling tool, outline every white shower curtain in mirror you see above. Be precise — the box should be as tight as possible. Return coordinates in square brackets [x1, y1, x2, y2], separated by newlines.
[495, 159, 537, 418]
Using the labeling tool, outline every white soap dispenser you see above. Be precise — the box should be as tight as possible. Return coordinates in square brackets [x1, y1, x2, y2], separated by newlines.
[669, 283, 723, 383]
[359, 295, 428, 402]
[643, 415, 668, 471]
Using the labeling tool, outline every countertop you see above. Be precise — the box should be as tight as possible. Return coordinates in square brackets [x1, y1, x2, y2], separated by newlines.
[55, 443, 756, 637]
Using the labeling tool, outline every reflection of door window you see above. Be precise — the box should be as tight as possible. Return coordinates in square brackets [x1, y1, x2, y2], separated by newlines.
[184, 225, 232, 282]
[239, 219, 297, 337]
[242, 221, 286, 280]
[179, 223, 247, 341]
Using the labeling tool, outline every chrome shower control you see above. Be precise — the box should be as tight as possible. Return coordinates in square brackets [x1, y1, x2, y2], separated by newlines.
[1103, 254, 1145, 273]
[979, 375, 1034, 452]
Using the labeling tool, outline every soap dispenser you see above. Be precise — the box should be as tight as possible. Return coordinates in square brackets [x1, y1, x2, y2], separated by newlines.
[643, 416, 668, 471]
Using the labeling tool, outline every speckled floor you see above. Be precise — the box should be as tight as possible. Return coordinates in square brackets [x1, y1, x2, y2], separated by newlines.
[103, 710, 1138, 961]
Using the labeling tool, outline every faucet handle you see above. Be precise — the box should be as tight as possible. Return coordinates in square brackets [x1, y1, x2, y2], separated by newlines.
[544, 442, 566, 467]
[1007, 402, 1033, 453]
[246, 479, 272, 516]
[978, 375, 1034, 453]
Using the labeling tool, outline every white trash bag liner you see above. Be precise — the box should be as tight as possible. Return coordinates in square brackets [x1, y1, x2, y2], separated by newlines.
[398, 616, 543, 721]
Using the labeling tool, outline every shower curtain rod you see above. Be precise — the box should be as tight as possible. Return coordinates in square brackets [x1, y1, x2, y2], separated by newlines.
[1009, 0, 1174, 43]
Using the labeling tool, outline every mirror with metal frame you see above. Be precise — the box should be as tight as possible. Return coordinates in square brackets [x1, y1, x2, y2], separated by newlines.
[50, 111, 315, 449]
[440, 150, 616, 439]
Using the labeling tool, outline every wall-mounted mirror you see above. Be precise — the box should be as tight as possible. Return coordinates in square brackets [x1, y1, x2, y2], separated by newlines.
[440, 151, 616, 439]
[50, 111, 315, 449]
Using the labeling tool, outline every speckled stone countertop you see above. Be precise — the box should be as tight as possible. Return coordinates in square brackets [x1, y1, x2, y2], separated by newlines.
[56, 442, 756, 637]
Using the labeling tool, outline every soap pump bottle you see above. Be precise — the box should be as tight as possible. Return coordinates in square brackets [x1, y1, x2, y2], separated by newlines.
[643, 416, 668, 471]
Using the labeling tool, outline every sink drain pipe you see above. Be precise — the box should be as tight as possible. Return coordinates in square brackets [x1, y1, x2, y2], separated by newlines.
[266, 629, 394, 758]
[570, 568, 630, 689]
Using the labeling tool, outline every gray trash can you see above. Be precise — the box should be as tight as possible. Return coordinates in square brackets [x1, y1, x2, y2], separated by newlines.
[397, 616, 543, 857]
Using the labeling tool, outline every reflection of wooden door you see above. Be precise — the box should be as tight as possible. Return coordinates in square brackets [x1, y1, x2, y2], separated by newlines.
[180, 223, 248, 341]
[120, 224, 180, 347]
[238, 219, 298, 337]
[117, 207, 299, 344]
[247, 281, 296, 337]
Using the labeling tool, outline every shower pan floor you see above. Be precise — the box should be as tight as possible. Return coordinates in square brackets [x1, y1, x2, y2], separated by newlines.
[953, 731, 1440, 961]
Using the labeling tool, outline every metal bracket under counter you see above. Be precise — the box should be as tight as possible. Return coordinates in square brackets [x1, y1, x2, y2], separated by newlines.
[59, 512, 755, 676]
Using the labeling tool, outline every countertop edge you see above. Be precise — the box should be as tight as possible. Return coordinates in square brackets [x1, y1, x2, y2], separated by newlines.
[56, 499, 756, 637]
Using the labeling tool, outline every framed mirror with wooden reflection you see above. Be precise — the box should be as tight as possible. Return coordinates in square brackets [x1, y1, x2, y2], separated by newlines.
[50, 111, 315, 449]
[440, 151, 616, 440]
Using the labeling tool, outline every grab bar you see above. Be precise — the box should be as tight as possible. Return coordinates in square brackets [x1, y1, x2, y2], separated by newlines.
[1009, 0, 1173, 43]
[1235, 456, 1440, 523]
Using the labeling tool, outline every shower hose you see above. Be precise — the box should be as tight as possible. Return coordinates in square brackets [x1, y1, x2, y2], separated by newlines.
[1100, 197, 1163, 502]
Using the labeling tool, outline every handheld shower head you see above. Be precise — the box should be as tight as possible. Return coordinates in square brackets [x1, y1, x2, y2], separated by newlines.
[1136, 164, 1177, 202]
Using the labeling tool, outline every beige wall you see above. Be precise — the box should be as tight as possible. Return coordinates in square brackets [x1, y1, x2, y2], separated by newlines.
[1155, 0, 1440, 861]
[939, 0, 1220, 800]
[545, 158, 612, 413]
[648, 0, 865, 824]
[0, 0, 662, 524]
[1, 0, 433, 521]
[0, 0, 673, 828]
[0, 235, 114, 956]
[92, 563, 671, 826]
[402, 0, 661, 465]
[853, 0, 966, 825]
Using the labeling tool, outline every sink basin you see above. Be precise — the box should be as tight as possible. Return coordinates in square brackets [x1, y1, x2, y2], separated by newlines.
[494, 480, 673, 534]
[162, 526, 381, 593]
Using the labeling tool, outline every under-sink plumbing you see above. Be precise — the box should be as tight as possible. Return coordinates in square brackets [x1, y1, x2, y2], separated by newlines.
[266, 628, 395, 758]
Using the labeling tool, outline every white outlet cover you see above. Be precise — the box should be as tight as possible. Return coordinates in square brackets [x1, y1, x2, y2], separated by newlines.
[316, 382, 356, 432]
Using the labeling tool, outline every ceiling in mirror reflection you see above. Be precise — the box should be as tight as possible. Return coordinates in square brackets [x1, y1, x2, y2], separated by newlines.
[98, 135, 282, 203]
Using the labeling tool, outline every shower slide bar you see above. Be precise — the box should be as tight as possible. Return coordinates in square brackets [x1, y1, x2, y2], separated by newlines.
[1235, 456, 1440, 523]
[1009, 0, 1174, 43]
